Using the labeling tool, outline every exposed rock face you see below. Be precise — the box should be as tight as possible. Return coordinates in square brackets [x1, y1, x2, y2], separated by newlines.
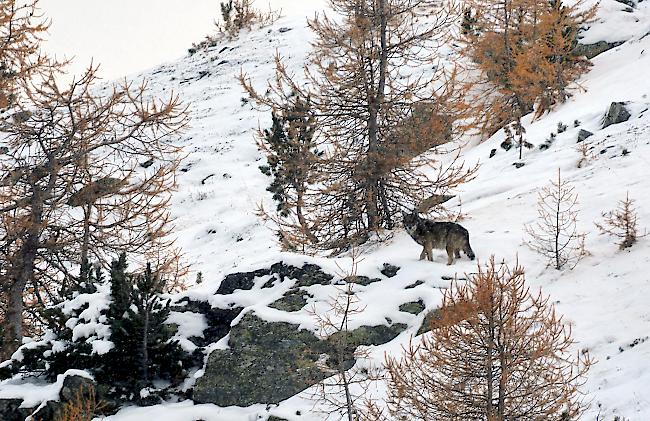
[193, 311, 407, 407]
[269, 288, 312, 312]
[216, 268, 271, 294]
[602, 102, 631, 128]
[574, 40, 624, 59]
[193, 312, 325, 407]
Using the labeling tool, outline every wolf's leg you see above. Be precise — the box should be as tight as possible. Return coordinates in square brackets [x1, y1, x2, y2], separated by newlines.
[419, 246, 426, 260]
[426, 243, 434, 261]
[455, 249, 461, 259]
[446, 245, 455, 265]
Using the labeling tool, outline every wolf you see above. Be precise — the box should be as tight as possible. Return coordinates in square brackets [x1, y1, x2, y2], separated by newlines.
[402, 212, 475, 265]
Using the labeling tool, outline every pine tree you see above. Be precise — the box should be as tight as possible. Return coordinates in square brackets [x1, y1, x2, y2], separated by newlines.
[366, 258, 593, 420]
[257, 98, 322, 249]
[107, 261, 183, 398]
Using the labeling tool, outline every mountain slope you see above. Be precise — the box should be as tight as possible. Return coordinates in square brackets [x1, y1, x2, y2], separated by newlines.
[3, 0, 650, 419]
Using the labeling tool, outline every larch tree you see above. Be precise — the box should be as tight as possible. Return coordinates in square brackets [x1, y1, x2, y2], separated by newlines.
[533, 0, 597, 117]
[525, 168, 586, 270]
[366, 257, 593, 421]
[241, 0, 477, 252]
[595, 192, 647, 250]
[0, 0, 49, 109]
[460, 0, 596, 156]
[0, 65, 189, 357]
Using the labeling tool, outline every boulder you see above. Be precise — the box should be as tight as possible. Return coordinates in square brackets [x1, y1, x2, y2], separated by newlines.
[0, 399, 32, 421]
[399, 300, 426, 315]
[602, 102, 631, 128]
[194, 312, 406, 407]
[193, 312, 325, 407]
[30, 400, 62, 421]
[380, 263, 400, 278]
[173, 298, 243, 348]
[59, 374, 96, 402]
[577, 129, 594, 143]
[216, 268, 271, 294]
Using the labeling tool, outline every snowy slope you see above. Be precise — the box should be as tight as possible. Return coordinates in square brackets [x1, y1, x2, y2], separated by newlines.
[3, 0, 650, 419]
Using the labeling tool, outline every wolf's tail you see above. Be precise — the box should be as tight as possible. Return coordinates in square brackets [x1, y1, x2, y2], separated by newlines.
[465, 238, 476, 260]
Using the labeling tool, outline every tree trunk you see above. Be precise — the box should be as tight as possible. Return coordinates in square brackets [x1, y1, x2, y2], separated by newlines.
[365, 0, 389, 231]
[4, 196, 43, 356]
[142, 300, 150, 385]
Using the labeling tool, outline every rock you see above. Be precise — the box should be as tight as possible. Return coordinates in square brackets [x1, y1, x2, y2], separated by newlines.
[60, 374, 96, 402]
[602, 102, 631, 128]
[405, 280, 424, 289]
[574, 40, 624, 59]
[399, 300, 426, 315]
[278, 27, 292, 33]
[513, 162, 525, 169]
[11, 110, 32, 124]
[274, 263, 334, 287]
[500, 139, 513, 151]
[193, 313, 325, 407]
[331, 323, 407, 349]
[216, 268, 270, 295]
[614, 0, 635, 8]
[345, 275, 381, 286]
[194, 312, 407, 407]
[489, 148, 497, 158]
[269, 289, 312, 312]
[0, 399, 32, 421]
[417, 309, 442, 335]
[174, 298, 243, 347]
[380, 263, 400, 278]
[577, 129, 594, 143]
[30, 400, 62, 421]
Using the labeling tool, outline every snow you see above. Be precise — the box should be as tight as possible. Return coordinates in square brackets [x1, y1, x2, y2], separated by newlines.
[3, 1, 650, 420]
[0, 370, 92, 409]
[166, 311, 208, 352]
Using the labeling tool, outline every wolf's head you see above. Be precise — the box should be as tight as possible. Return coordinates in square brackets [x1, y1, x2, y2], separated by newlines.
[401, 211, 420, 229]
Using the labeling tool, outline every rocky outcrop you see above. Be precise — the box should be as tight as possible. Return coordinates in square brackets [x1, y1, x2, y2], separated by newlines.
[193, 311, 406, 407]
[193, 312, 326, 407]
[269, 288, 312, 312]
[574, 40, 625, 59]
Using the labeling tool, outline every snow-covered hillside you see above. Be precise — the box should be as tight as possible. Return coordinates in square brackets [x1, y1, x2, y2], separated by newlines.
[3, 0, 650, 419]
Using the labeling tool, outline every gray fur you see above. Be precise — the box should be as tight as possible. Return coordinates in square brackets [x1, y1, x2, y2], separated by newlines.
[402, 212, 475, 265]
